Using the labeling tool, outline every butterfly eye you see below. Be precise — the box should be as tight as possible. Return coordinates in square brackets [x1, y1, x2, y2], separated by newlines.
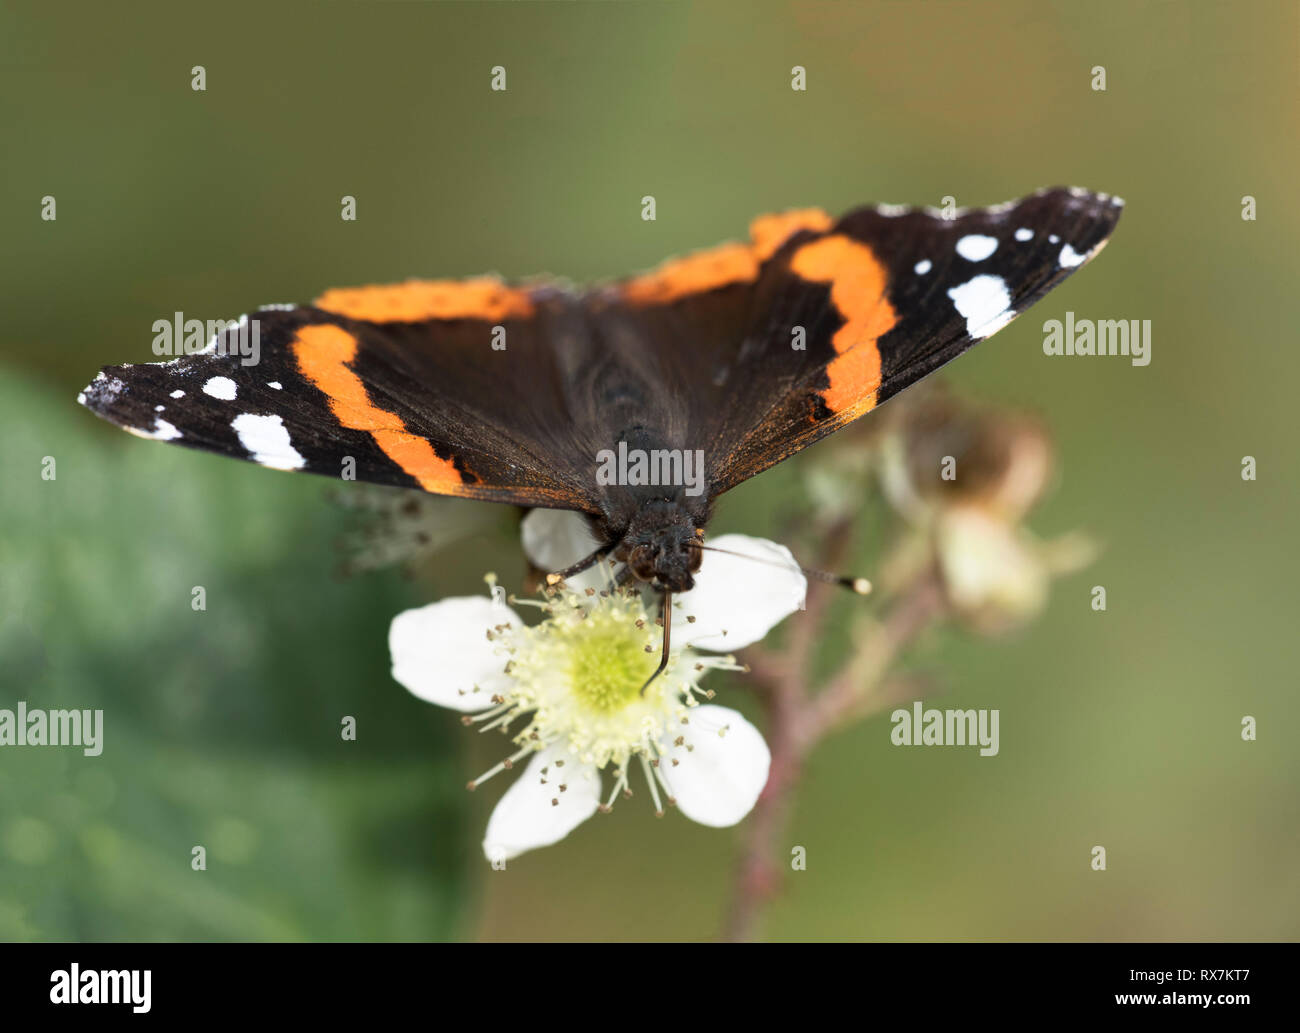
[686, 539, 704, 573]
[627, 544, 656, 582]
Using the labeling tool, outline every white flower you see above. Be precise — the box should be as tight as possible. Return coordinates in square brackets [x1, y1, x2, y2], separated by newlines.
[389, 512, 806, 862]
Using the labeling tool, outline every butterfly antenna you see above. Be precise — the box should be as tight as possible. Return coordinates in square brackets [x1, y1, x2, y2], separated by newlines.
[640, 591, 672, 694]
[696, 544, 872, 596]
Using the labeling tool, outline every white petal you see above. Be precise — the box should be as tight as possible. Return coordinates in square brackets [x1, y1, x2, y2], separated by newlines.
[389, 596, 519, 712]
[520, 508, 605, 591]
[676, 535, 806, 651]
[659, 705, 769, 827]
[482, 747, 601, 862]
[520, 507, 597, 570]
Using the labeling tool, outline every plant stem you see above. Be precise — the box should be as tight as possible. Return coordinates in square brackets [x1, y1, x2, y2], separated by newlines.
[722, 557, 947, 942]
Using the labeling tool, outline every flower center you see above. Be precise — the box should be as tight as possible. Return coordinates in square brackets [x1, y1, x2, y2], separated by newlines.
[462, 576, 745, 813]
[566, 616, 657, 714]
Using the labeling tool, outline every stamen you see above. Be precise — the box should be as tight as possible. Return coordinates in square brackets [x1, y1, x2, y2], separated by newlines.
[639, 753, 665, 817]
[476, 710, 519, 734]
[463, 700, 514, 725]
[603, 767, 629, 811]
[649, 753, 677, 806]
[467, 742, 537, 790]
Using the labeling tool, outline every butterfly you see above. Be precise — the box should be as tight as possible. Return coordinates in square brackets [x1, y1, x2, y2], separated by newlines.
[81, 187, 1121, 620]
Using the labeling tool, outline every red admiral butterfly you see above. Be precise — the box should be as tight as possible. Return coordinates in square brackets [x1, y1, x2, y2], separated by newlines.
[81, 187, 1121, 600]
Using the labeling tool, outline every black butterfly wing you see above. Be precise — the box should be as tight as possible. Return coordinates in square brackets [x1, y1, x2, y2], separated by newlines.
[80, 282, 609, 511]
[698, 187, 1124, 493]
[572, 210, 842, 521]
[81, 189, 1120, 524]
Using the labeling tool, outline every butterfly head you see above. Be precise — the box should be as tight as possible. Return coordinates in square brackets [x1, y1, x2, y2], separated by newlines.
[614, 500, 706, 593]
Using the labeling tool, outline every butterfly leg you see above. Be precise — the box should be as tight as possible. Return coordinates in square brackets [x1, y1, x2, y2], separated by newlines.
[544, 544, 614, 586]
[640, 591, 672, 694]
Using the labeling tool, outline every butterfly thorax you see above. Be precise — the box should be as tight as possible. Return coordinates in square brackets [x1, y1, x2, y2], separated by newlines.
[606, 498, 707, 593]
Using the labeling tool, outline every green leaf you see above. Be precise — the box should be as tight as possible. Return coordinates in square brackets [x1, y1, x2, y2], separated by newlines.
[0, 369, 470, 941]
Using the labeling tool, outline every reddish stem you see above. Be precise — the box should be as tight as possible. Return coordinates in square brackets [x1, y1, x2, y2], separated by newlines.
[721, 540, 947, 942]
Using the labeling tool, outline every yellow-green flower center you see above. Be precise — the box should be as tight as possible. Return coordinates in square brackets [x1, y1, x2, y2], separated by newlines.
[463, 580, 741, 783]
[567, 618, 657, 713]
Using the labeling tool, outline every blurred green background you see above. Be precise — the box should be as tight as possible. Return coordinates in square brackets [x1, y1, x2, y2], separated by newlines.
[2, 0, 1296, 941]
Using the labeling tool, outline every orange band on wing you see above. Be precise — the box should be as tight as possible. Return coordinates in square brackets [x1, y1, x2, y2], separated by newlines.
[291, 324, 465, 493]
[749, 208, 832, 260]
[621, 208, 833, 306]
[621, 242, 758, 305]
[314, 278, 535, 324]
[789, 235, 899, 419]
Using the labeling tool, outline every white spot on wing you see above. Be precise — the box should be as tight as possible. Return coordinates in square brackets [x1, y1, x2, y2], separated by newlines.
[267, 381, 282, 390]
[170, 389, 185, 399]
[955, 234, 998, 261]
[203, 376, 238, 400]
[914, 259, 932, 275]
[947, 275, 1015, 339]
[231, 413, 305, 470]
[125, 418, 182, 442]
[1014, 228, 1033, 242]
[1059, 243, 1087, 268]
